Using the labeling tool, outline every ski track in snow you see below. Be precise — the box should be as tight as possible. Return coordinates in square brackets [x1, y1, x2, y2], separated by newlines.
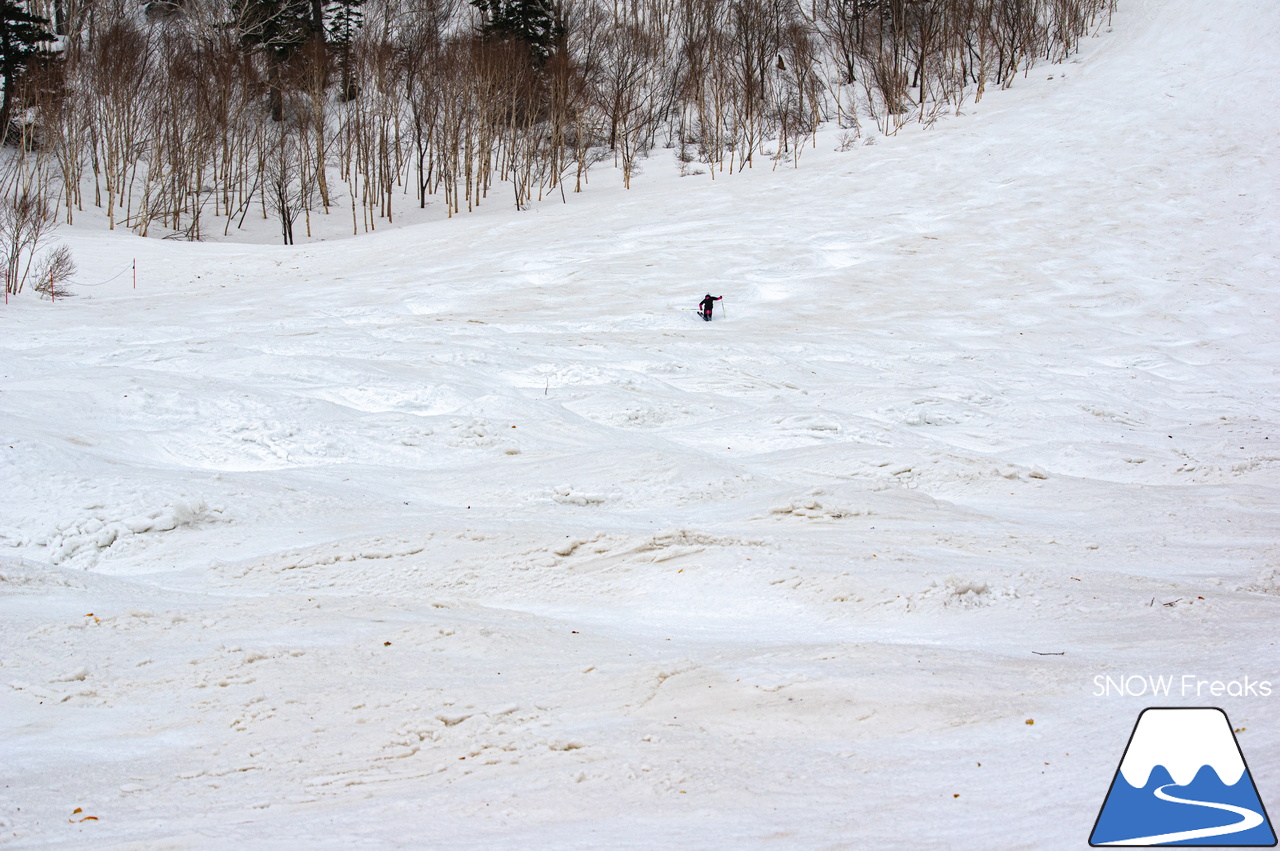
[3, 0, 1280, 847]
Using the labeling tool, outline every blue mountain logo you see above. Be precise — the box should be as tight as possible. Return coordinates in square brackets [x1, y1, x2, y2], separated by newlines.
[1091, 707, 1276, 846]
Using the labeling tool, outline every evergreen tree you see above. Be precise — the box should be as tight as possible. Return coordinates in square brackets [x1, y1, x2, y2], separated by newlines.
[470, 0, 562, 67]
[235, 0, 314, 63]
[326, 0, 363, 100]
[233, 0, 315, 119]
[0, 0, 53, 142]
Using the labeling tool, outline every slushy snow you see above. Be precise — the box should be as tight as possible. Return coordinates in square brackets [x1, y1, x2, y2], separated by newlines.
[2, 0, 1279, 847]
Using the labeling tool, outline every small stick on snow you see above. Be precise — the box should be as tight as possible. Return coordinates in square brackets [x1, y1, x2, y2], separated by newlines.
[1031, 651, 1065, 656]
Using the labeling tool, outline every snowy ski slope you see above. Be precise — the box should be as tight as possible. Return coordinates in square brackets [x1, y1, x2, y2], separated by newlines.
[2, 0, 1279, 847]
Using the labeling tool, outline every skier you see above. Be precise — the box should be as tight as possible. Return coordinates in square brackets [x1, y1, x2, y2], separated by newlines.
[699, 294, 722, 321]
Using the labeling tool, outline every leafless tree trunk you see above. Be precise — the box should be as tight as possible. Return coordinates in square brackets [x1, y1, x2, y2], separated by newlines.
[0, 192, 59, 295]
[85, 21, 153, 230]
[7, 0, 1111, 242]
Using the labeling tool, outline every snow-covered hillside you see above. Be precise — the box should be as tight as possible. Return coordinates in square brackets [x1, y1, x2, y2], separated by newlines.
[3, 0, 1279, 847]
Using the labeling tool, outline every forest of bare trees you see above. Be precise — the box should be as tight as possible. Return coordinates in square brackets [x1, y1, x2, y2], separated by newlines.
[0, 0, 1115, 261]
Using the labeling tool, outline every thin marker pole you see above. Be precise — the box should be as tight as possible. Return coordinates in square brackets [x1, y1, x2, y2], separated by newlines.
[133, 259, 136, 289]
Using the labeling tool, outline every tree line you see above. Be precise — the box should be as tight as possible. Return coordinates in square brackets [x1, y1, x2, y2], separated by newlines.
[0, 0, 1115, 265]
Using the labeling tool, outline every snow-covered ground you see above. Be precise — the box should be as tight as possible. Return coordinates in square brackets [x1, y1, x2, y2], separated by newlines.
[3, 0, 1280, 847]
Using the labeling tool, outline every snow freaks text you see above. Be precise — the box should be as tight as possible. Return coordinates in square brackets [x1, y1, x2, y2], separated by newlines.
[1093, 675, 1273, 699]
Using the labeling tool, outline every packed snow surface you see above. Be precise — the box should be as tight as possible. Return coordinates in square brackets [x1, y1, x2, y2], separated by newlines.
[3, 0, 1280, 847]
